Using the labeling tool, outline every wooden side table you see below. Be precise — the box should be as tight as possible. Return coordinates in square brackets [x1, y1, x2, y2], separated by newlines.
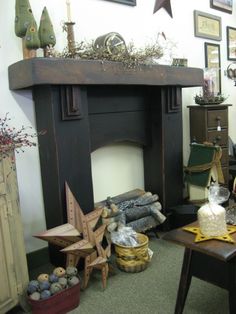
[163, 221, 236, 314]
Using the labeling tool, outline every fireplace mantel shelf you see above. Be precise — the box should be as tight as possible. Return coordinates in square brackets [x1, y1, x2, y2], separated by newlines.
[8, 58, 203, 90]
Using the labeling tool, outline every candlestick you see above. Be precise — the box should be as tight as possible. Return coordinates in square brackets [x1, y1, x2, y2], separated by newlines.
[66, 0, 72, 22]
[64, 22, 75, 55]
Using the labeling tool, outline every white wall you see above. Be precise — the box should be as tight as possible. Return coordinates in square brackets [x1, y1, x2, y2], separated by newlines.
[1, 0, 236, 253]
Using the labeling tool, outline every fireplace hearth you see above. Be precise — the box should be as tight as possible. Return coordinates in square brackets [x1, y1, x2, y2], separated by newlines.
[8, 58, 203, 262]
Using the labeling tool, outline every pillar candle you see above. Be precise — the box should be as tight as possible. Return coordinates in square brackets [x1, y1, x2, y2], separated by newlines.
[66, 0, 72, 22]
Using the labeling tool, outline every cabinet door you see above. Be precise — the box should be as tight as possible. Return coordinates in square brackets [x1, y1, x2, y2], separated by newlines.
[0, 185, 18, 312]
[0, 154, 29, 313]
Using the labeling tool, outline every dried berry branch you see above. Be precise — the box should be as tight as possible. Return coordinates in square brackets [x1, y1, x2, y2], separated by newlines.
[0, 113, 46, 168]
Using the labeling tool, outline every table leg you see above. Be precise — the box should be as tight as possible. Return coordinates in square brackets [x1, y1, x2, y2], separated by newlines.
[228, 258, 236, 314]
[174, 248, 192, 314]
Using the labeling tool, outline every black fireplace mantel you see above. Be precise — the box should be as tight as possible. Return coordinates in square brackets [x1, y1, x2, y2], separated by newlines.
[8, 58, 203, 262]
[8, 58, 203, 90]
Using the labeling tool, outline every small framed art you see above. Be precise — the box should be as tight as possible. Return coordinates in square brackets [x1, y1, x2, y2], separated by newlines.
[104, 0, 136, 5]
[204, 42, 221, 94]
[227, 26, 236, 60]
[210, 0, 233, 14]
[194, 10, 222, 41]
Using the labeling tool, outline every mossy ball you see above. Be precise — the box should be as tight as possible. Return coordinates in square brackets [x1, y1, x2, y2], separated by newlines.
[39, 280, 50, 291]
[27, 280, 39, 294]
[40, 290, 51, 299]
[68, 276, 79, 286]
[50, 282, 63, 294]
[49, 273, 59, 283]
[58, 277, 67, 289]
[66, 266, 78, 277]
[53, 267, 66, 278]
[29, 291, 41, 301]
[37, 273, 49, 282]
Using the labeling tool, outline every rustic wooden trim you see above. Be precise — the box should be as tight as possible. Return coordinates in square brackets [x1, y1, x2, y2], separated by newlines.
[60, 85, 83, 120]
[165, 87, 182, 113]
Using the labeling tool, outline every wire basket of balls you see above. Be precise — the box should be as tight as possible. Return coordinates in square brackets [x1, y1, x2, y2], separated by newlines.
[27, 266, 80, 314]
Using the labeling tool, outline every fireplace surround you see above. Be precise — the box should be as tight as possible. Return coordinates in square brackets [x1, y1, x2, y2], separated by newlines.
[8, 58, 203, 261]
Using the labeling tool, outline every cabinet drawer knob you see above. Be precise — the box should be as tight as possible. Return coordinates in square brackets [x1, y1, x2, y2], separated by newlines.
[216, 116, 221, 131]
[213, 136, 221, 145]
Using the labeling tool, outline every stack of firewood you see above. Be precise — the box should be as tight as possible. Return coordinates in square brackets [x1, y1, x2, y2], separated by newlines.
[98, 189, 166, 234]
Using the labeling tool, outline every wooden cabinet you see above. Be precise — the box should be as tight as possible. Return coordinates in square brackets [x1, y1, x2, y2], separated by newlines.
[188, 104, 231, 184]
[0, 151, 29, 313]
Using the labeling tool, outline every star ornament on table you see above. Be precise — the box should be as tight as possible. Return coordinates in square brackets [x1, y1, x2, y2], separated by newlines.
[183, 225, 236, 244]
[153, 0, 173, 18]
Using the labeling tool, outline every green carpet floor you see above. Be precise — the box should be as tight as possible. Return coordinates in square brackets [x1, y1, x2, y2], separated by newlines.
[11, 234, 229, 314]
[69, 234, 228, 314]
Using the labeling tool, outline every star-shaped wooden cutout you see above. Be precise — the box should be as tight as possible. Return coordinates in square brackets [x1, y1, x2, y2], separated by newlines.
[153, 0, 173, 17]
[35, 182, 106, 288]
[76, 224, 111, 289]
[61, 182, 110, 289]
[61, 222, 109, 289]
[183, 225, 236, 243]
[88, 224, 112, 289]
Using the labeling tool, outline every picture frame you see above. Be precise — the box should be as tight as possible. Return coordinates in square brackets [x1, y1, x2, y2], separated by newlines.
[227, 26, 236, 60]
[104, 0, 136, 6]
[194, 10, 222, 41]
[204, 42, 221, 94]
[210, 0, 233, 14]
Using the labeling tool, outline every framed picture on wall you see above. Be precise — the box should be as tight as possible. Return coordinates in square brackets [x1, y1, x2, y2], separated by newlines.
[194, 10, 222, 41]
[104, 0, 136, 5]
[204, 42, 221, 94]
[227, 26, 236, 60]
[210, 0, 233, 14]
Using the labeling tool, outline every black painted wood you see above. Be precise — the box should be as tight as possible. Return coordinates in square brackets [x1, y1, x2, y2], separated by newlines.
[34, 85, 94, 216]
[143, 87, 183, 209]
[8, 58, 204, 90]
[175, 248, 192, 314]
[8, 59, 204, 264]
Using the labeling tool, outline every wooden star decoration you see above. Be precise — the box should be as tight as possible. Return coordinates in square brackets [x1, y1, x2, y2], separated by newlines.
[183, 225, 236, 243]
[87, 224, 112, 289]
[62, 182, 113, 289]
[35, 182, 108, 289]
[62, 221, 110, 289]
[153, 0, 173, 17]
